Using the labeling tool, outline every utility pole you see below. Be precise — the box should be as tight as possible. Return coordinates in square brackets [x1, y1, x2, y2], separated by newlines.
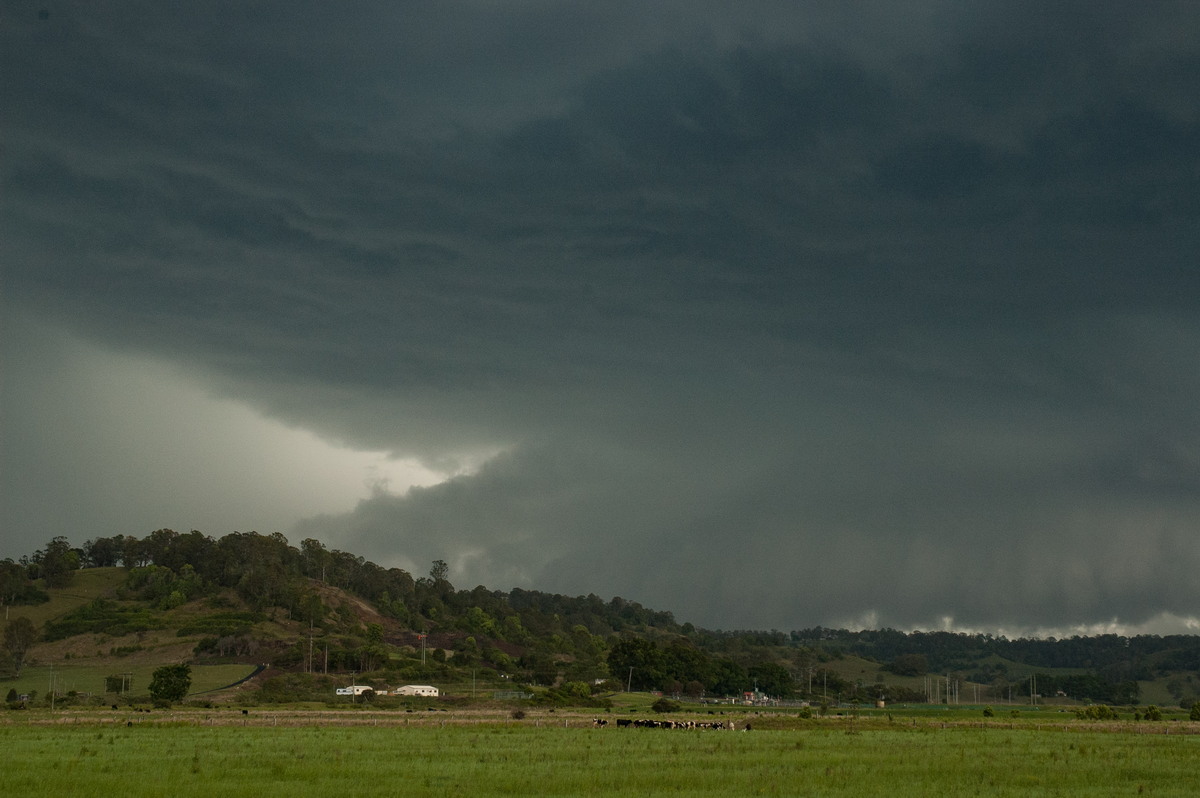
[627, 667, 634, 692]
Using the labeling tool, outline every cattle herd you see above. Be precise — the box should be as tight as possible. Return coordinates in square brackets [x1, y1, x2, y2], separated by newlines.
[595, 718, 749, 730]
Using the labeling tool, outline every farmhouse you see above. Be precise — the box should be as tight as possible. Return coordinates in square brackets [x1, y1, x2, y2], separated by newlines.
[394, 684, 439, 697]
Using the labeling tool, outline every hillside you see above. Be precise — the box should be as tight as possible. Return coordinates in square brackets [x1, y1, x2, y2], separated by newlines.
[4, 532, 1200, 710]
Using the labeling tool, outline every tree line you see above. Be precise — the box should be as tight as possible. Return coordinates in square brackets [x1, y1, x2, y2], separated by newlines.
[4, 532, 1197, 704]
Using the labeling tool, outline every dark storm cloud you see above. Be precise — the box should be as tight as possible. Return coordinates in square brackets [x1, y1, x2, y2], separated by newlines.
[4, 1, 1200, 631]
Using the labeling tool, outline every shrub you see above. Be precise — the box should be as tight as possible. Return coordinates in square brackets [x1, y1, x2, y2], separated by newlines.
[561, 681, 591, 699]
[982, 706, 995, 718]
[193, 637, 219, 655]
[651, 697, 681, 713]
[1075, 705, 1118, 721]
[148, 664, 191, 706]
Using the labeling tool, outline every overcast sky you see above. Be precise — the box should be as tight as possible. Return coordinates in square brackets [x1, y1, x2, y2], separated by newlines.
[4, 1, 1199, 635]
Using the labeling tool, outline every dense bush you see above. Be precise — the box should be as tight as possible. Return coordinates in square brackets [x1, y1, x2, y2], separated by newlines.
[124, 565, 210, 608]
[8, 584, 49, 606]
[149, 664, 191, 706]
[1074, 704, 1118, 720]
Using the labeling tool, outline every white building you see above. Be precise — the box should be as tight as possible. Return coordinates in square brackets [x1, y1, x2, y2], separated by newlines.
[394, 684, 439, 697]
[335, 685, 379, 696]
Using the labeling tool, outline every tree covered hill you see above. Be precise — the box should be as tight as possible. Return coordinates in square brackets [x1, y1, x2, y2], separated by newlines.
[4, 532, 1199, 708]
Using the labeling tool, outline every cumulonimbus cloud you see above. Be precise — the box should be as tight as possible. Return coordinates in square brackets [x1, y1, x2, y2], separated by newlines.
[3, 1, 1199, 632]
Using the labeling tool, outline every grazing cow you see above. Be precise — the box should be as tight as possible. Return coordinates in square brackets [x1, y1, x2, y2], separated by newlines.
[614, 717, 743, 731]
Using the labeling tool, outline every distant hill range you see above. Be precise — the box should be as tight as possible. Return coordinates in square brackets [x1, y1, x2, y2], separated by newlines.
[4, 532, 1199, 708]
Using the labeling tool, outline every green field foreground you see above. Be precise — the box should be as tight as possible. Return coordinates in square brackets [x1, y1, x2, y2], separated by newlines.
[1, 714, 1198, 797]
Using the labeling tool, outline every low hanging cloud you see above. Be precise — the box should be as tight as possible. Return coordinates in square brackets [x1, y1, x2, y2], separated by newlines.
[3, 2, 1200, 632]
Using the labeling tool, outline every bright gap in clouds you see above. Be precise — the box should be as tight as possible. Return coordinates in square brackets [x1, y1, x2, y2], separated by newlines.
[1, 316, 450, 554]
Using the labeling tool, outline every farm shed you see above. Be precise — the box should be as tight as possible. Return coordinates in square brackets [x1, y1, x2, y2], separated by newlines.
[394, 685, 438, 697]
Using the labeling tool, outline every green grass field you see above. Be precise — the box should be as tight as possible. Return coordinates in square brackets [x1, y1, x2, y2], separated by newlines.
[1, 711, 1197, 797]
[6, 663, 259, 702]
[6, 568, 125, 628]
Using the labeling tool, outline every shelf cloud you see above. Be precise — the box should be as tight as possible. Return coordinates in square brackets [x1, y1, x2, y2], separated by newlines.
[4, 1, 1199, 632]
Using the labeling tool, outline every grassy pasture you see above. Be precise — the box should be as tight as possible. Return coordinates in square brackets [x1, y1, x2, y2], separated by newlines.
[6, 568, 124, 628]
[6, 663, 259, 701]
[1, 712, 1197, 797]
